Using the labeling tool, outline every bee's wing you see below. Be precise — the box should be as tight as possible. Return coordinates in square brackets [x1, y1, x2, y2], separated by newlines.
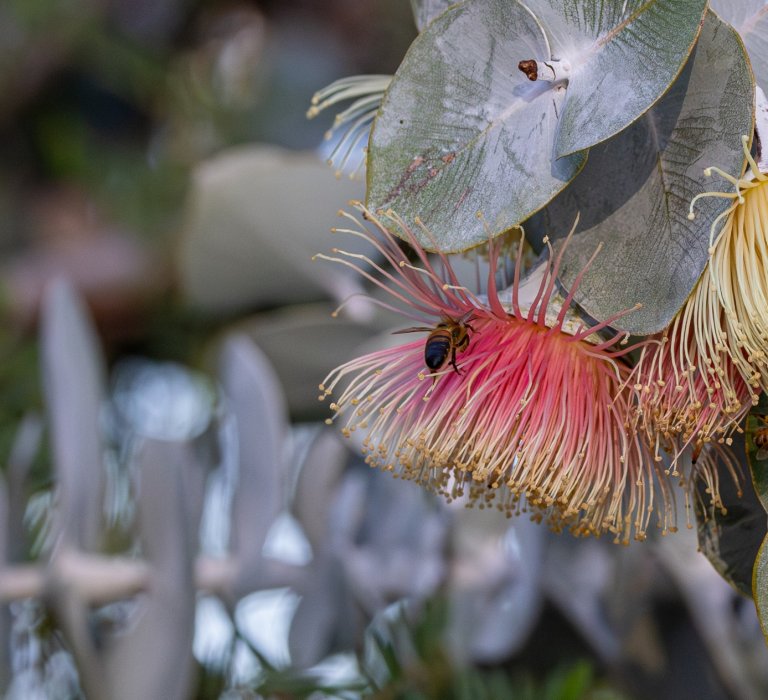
[392, 327, 433, 335]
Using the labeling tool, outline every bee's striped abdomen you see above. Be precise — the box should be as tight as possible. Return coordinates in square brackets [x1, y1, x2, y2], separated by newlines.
[424, 332, 451, 371]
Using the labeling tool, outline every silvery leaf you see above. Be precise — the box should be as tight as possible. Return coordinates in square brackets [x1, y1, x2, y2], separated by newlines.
[292, 428, 348, 553]
[448, 508, 544, 663]
[368, 0, 708, 251]
[367, 0, 586, 252]
[40, 279, 106, 550]
[711, 1, 768, 93]
[108, 439, 196, 700]
[410, 0, 456, 30]
[178, 147, 367, 315]
[529, 11, 754, 334]
[525, 0, 707, 156]
[218, 335, 287, 591]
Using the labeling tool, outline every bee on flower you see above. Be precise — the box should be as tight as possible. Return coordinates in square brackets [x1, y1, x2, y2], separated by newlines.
[314, 203, 704, 544]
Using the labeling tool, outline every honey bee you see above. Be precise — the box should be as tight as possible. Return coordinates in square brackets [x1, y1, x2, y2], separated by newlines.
[394, 313, 475, 375]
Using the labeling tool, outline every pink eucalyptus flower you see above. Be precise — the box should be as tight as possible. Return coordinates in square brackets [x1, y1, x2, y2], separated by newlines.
[317, 205, 683, 543]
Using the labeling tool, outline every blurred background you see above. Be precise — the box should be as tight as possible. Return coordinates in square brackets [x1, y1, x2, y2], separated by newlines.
[0, 1, 767, 698]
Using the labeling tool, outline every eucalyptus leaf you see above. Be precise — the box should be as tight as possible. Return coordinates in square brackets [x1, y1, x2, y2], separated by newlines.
[754, 536, 768, 644]
[448, 511, 544, 663]
[410, 0, 456, 30]
[292, 428, 349, 553]
[289, 473, 368, 667]
[341, 471, 448, 617]
[528, 10, 754, 335]
[696, 436, 767, 597]
[236, 304, 391, 420]
[657, 524, 768, 700]
[178, 146, 366, 313]
[41, 279, 106, 550]
[109, 439, 196, 700]
[711, 1, 768, 93]
[0, 475, 9, 694]
[367, 0, 586, 252]
[524, 0, 707, 156]
[218, 335, 286, 584]
[746, 393, 768, 514]
[746, 395, 768, 643]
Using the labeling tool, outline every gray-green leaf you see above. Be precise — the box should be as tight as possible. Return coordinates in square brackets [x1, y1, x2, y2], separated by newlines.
[528, 10, 754, 335]
[524, 0, 707, 156]
[746, 393, 768, 514]
[410, 0, 456, 30]
[755, 537, 768, 645]
[367, 0, 586, 252]
[696, 441, 767, 598]
[711, 1, 768, 93]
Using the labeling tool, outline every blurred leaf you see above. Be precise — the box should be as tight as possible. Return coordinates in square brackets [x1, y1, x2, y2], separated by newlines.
[178, 146, 366, 313]
[747, 394, 768, 645]
[546, 662, 592, 700]
[107, 438, 197, 700]
[367, 0, 586, 252]
[524, 0, 707, 156]
[449, 511, 545, 663]
[362, 599, 626, 699]
[409, 0, 455, 30]
[746, 393, 768, 513]
[0, 333, 43, 481]
[541, 537, 621, 663]
[340, 471, 448, 617]
[40, 279, 106, 550]
[528, 10, 754, 334]
[288, 472, 366, 668]
[755, 536, 768, 645]
[253, 666, 368, 699]
[362, 599, 448, 694]
[710, 1, 768, 92]
[288, 555, 359, 669]
[657, 522, 768, 700]
[235, 304, 387, 420]
[696, 433, 767, 597]
[4, 415, 43, 562]
[292, 428, 348, 553]
[218, 334, 287, 593]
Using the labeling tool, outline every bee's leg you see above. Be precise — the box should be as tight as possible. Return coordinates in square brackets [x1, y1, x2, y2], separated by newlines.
[450, 347, 463, 375]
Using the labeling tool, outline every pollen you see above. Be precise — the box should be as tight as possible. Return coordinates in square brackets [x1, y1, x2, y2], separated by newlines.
[316, 203, 726, 543]
[687, 134, 768, 394]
